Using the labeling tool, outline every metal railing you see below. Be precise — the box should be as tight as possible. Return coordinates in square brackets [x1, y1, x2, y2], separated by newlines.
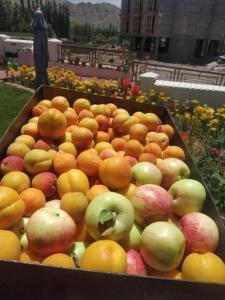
[132, 61, 225, 86]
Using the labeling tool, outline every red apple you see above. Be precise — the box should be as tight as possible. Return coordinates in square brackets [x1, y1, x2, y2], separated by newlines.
[126, 249, 148, 276]
[26, 207, 76, 256]
[179, 212, 219, 254]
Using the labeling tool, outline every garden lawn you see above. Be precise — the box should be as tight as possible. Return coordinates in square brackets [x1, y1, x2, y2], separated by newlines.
[0, 83, 32, 137]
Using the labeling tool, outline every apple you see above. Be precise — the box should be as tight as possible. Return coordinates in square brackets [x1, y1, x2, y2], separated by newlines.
[127, 249, 148, 276]
[10, 217, 29, 238]
[132, 162, 162, 186]
[157, 158, 190, 190]
[169, 179, 206, 216]
[130, 184, 172, 226]
[45, 199, 61, 209]
[140, 221, 185, 271]
[20, 233, 29, 250]
[26, 207, 76, 256]
[67, 241, 89, 268]
[179, 212, 219, 253]
[119, 223, 142, 250]
[85, 192, 134, 241]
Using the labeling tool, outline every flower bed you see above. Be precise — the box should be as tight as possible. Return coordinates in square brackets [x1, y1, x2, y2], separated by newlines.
[9, 65, 225, 210]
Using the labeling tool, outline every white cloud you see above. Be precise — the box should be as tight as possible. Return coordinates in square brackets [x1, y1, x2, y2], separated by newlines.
[70, 1, 121, 7]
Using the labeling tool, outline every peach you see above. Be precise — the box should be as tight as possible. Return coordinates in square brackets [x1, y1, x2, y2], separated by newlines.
[7, 142, 30, 158]
[78, 109, 94, 120]
[24, 149, 53, 175]
[0, 156, 24, 174]
[57, 169, 90, 198]
[58, 142, 77, 157]
[38, 108, 67, 139]
[32, 138, 54, 151]
[143, 143, 163, 158]
[53, 151, 77, 174]
[106, 103, 118, 116]
[129, 124, 148, 144]
[146, 132, 169, 150]
[99, 149, 118, 160]
[86, 184, 109, 202]
[156, 124, 174, 141]
[162, 146, 185, 161]
[119, 116, 140, 135]
[117, 183, 136, 199]
[15, 135, 35, 148]
[92, 104, 110, 117]
[124, 156, 138, 166]
[32, 104, 48, 117]
[112, 114, 129, 134]
[99, 156, 132, 189]
[28, 117, 39, 123]
[111, 138, 126, 151]
[95, 115, 109, 131]
[140, 113, 161, 131]
[124, 140, 143, 158]
[66, 125, 78, 133]
[95, 131, 110, 143]
[32, 172, 57, 198]
[77, 149, 102, 176]
[139, 153, 157, 164]
[95, 142, 112, 154]
[63, 108, 78, 126]
[79, 118, 98, 134]
[71, 127, 93, 148]
[51, 96, 69, 112]
[21, 122, 39, 139]
[0, 171, 30, 193]
[73, 98, 91, 114]
[113, 108, 129, 117]
[39, 99, 52, 108]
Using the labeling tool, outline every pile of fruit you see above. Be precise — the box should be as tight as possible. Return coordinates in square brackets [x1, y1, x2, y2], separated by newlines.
[0, 96, 224, 284]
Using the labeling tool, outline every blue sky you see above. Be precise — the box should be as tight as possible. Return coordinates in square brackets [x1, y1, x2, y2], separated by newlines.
[70, 1, 121, 7]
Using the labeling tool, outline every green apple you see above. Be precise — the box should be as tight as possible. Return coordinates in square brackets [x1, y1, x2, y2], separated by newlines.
[140, 221, 185, 271]
[119, 223, 142, 250]
[67, 241, 89, 268]
[85, 192, 134, 241]
[169, 179, 206, 216]
[132, 162, 162, 186]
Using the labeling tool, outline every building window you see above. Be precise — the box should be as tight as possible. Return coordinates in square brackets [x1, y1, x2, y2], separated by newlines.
[147, 0, 157, 12]
[134, 16, 141, 33]
[134, 0, 142, 12]
[158, 38, 170, 53]
[195, 40, 204, 57]
[145, 37, 156, 52]
[125, 20, 129, 33]
[145, 15, 156, 34]
[122, 0, 131, 12]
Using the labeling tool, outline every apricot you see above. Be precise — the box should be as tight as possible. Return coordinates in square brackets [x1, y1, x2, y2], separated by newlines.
[112, 113, 129, 134]
[28, 117, 39, 123]
[95, 115, 109, 131]
[129, 123, 148, 144]
[58, 131, 72, 143]
[121, 134, 130, 142]
[32, 104, 48, 117]
[124, 156, 138, 166]
[111, 138, 126, 151]
[90, 104, 97, 114]
[32, 138, 53, 151]
[71, 127, 93, 149]
[0, 156, 24, 174]
[51, 96, 69, 112]
[119, 116, 140, 135]
[53, 152, 77, 174]
[143, 143, 163, 158]
[106, 103, 118, 116]
[61, 192, 88, 222]
[133, 111, 144, 119]
[73, 98, 91, 114]
[95, 131, 110, 143]
[7, 142, 30, 158]
[0, 171, 30, 194]
[92, 104, 110, 117]
[76, 149, 102, 176]
[32, 172, 57, 198]
[99, 149, 118, 160]
[21, 122, 39, 139]
[58, 142, 77, 157]
[117, 183, 136, 199]
[86, 185, 109, 202]
[24, 149, 53, 175]
[20, 188, 46, 217]
[79, 118, 98, 134]
[63, 108, 78, 126]
[38, 108, 67, 139]
[57, 169, 90, 198]
[66, 125, 78, 133]
[15, 135, 35, 148]
[39, 99, 52, 108]
[48, 149, 58, 160]
[78, 109, 94, 120]
[99, 156, 132, 189]
[140, 113, 161, 131]
[113, 108, 129, 117]
[95, 142, 112, 154]
[139, 153, 157, 164]
[124, 140, 143, 158]
[162, 146, 185, 160]
[156, 124, 174, 140]
[146, 132, 169, 150]
[108, 128, 115, 141]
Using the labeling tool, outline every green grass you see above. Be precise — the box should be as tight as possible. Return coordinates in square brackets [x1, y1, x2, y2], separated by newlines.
[0, 83, 32, 137]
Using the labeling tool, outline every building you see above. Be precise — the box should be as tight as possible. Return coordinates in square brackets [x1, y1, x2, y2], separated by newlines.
[120, 0, 225, 64]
